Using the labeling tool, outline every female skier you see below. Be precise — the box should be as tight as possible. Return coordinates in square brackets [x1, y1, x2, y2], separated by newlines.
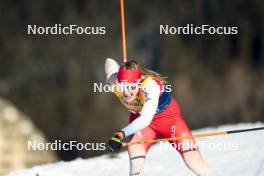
[106, 58, 216, 176]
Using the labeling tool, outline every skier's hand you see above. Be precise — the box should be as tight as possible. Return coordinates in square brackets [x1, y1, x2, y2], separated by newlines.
[108, 131, 125, 152]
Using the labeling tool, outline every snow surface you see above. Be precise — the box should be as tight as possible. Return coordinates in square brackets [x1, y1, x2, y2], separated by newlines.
[8, 122, 264, 176]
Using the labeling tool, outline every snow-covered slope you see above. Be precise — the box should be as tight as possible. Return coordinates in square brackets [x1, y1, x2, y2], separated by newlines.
[8, 123, 264, 176]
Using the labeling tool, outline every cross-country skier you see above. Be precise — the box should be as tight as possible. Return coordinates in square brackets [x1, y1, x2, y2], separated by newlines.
[106, 58, 216, 176]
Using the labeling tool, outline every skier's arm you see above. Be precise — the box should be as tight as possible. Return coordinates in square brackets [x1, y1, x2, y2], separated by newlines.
[104, 58, 119, 85]
[121, 80, 160, 137]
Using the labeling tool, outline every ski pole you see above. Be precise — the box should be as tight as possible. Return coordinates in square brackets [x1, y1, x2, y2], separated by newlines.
[122, 126, 264, 147]
[120, 0, 127, 63]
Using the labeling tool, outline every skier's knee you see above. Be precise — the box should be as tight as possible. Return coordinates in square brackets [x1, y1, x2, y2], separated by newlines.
[182, 150, 216, 176]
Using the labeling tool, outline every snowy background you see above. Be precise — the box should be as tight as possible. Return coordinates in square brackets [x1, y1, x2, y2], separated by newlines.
[7, 122, 264, 176]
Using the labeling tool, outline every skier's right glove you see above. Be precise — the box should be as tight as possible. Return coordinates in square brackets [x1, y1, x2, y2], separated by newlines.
[108, 131, 125, 152]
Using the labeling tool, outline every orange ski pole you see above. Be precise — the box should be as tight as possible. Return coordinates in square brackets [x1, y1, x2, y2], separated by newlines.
[122, 127, 264, 147]
[120, 0, 127, 63]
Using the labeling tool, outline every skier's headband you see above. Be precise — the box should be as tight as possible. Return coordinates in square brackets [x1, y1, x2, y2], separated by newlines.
[117, 68, 142, 83]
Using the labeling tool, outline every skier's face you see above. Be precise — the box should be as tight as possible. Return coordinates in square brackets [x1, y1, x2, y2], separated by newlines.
[121, 83, 139, 103]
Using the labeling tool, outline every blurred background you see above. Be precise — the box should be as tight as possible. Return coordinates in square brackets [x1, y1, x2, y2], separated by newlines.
[0, 0, 263, 174]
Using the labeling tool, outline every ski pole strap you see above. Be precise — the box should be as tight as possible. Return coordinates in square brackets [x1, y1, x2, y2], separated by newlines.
[122, 126, 264, 147]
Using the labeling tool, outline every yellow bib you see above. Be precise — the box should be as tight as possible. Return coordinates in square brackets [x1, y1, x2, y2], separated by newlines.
[114, 77, 154, 113]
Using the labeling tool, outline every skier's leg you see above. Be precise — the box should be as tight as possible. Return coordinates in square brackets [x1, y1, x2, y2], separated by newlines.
[181, 150, 216, 176]
[127, 126, 157, 176]
[154, 113, 216, 176]
[173, 116, 216, 176]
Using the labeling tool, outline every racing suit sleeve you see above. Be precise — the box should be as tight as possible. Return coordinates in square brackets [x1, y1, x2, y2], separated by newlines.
[104, 58, 119, 85]
[121, 79, 160, 137]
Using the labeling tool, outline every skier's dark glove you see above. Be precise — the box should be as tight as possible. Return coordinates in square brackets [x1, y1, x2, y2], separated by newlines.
[108, 131, 125, 152]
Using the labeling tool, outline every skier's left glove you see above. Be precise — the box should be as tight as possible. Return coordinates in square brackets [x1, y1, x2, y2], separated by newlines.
[108, 131, 125, 152]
